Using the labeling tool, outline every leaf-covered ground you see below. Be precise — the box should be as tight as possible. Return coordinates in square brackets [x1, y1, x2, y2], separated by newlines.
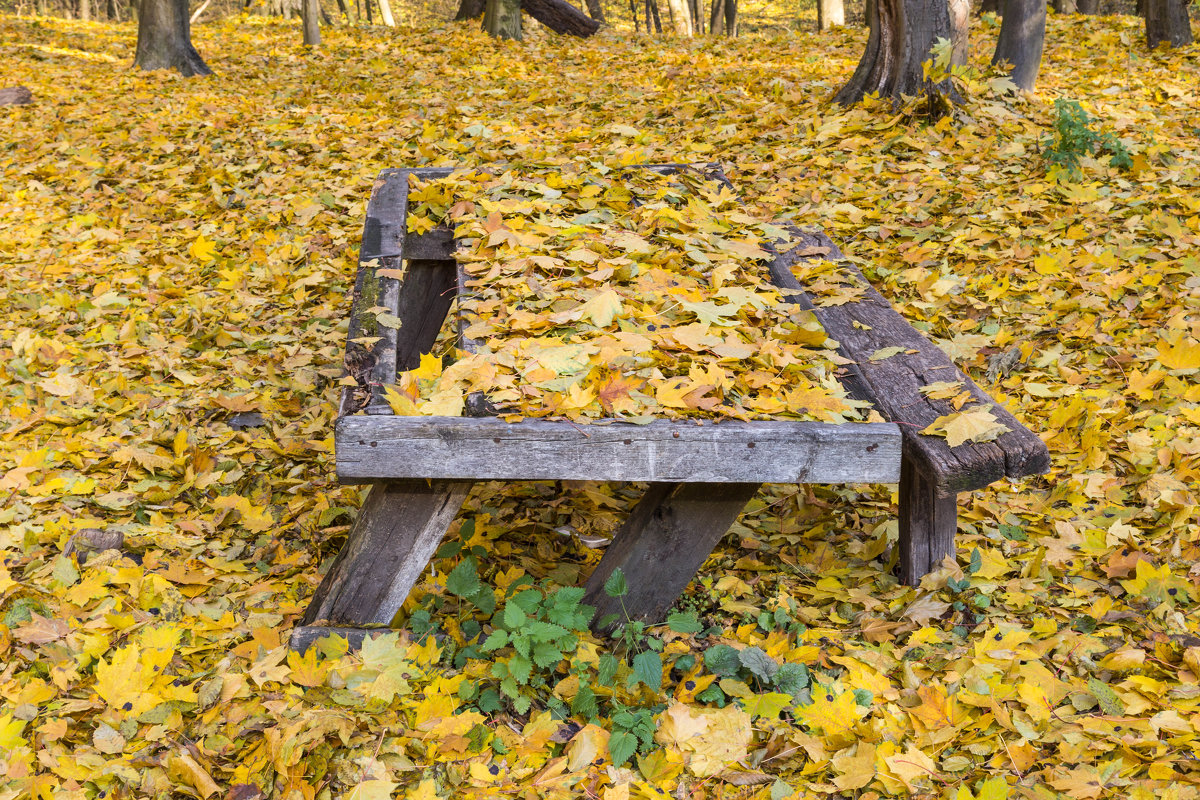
[2, 11, 1199, 800]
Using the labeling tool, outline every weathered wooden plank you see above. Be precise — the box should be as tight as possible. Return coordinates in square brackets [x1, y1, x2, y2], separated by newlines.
[290, 625, 397, 654]
[898, 451, 958, 584]
[361, 169, 411, 260]
[298, 479, 473, 628]
[393, 259, 458, 372]
[766, 229, 1050, 496]
[454, 262, 499, 417]
[335, 416, 901, 483]
[404, 227, 456, 260]
[582, 482, 761, 628]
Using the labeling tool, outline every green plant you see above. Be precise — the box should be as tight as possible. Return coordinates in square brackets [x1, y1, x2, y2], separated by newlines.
[698, 642, 812, 708]
[1043, 99, 1133, 178]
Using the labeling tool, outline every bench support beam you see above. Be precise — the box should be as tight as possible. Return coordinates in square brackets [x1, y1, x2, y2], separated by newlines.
[898, 456, 957, 584]
[297, 479, 473, 634]
[582, 482, 760, 631]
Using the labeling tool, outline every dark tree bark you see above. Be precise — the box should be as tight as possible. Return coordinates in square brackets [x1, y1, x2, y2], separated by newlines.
[455, 0, 484, 17]
[133, 0, 211, 77]
[484, 0, 521, 37]
[522, 0, 600, 34]
[722, 0, 735, 33]
[709, 0, 721, 31]
[863, 0, 875, 25]
[584, 0, 605, 21]
[992, 0, 1045, 89]
[1145, 0, 1192, 47]
[834, 0, 964, 105]
[1076, 0, 1097, 12]
[688, 0, 700, 31]
[818, 0, 844, 28]
[647, 0, 662, 32]
[631, 0, 639, 30]
[1054, 0, 1076, 12]
[978, 0, 1000, 12]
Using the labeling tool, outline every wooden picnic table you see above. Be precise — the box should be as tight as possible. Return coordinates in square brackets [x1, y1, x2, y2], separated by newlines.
[290, 164, 1049, 652]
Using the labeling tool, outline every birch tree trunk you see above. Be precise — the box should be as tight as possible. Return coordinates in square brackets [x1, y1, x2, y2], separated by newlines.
[484, 0, 521, 38]
[666, 0, 691, 34]
[377, 0, 395, 25]
[817, 0, 844, 28]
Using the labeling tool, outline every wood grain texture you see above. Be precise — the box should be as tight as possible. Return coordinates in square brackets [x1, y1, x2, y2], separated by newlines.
[290, 625, 398, 654]
[898, 452, 958, 584]
[582, 482, 761, 628]
[298, 479, 473, 628]
[392, 259, 457, 372]
[766, 228, 1050, 496]
[335, 416, 901, 483]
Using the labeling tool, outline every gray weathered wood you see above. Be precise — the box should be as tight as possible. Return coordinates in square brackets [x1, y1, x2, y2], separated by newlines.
[582, 482, 761, 628]
[290, 625, 397, 654]
[898, 451, 957, 584]
[299, 479, 473, 628]
[393, 259, 458, 372]
[766, 230, 1050, 496]
[336, 416, 901, 484]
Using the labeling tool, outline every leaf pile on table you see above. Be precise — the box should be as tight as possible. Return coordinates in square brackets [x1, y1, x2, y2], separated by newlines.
[387, 167, 878, 424]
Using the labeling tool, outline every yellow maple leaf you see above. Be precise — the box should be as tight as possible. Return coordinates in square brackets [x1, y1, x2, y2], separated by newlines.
[1156, 336, 1200, 371]
[921, 405, 1010, 447]
[189, 234, 218, 262]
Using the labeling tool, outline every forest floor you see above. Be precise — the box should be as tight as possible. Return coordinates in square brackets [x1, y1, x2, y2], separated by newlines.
[1, 10, 1200, 800]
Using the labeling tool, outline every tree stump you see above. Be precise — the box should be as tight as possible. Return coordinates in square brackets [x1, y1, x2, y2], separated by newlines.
[0, 87, 32, 106]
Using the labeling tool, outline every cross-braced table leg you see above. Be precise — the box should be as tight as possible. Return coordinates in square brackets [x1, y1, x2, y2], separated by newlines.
[582, 482, 761, 631]
[292, 479, 472, 652]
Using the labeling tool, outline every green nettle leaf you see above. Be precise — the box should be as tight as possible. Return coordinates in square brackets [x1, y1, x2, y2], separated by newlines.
[512, 633, 531, 658]
[739, 646, 779, 682]
[631, 650, 662, 692]
[528, 621, 570, 642]
[513, 694, 532, 714]
[503, 603, 527, 629]
[772, 662, 810, 697]
[666, 610, 702, 634]
[603, 568, 629, 599]
[852, 688, 874, 706]
[704, 644, 742, 678]
[508, 654, 533, 685]
[608, 730, 638, 766]
[481, 630, 509, 652]
[531, 640, 564, 669]
[696, 684, 726, 706]
[598, 653, 620, 687]
[1089, 678, 1125, 715]
[446, 557, 482, 598]
[571, 684, 598, 719]
[477, 688, 503, 714]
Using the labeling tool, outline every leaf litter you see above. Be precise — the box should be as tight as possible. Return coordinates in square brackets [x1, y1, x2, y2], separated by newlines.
[0, 9, 1199, 800]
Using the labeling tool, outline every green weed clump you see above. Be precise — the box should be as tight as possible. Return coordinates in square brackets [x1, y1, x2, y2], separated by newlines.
[1043, 99, 1133, 177]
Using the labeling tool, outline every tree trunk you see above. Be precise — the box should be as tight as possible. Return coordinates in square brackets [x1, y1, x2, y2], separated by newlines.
[79, 0, 90, 21]
[1053, 0, 1076, 12]
[688, 0, 700, 31]
[133, 0, 211, 76]
[584, 0, 605, 21]
[455, 0, 484, 17]
[978, 0, 1000, 11]
[522, 0, 600, 34]
[377, 0, 395, 25]
[949, 0, 969, 64]
[709, 0, 722, 32]
[817, 0, 843, 28]
[834, 0, 961, 106]
[648, 0, 662, 32]
[863, 0, 874, 25]
[302, 0, 320, 44]
[666, 0, 691, 33]
[630, 0, 639, 29]
[106, 0, 117, 19]
[484, 0, 521, 37]
[1145, 0, 1192, 46]
[722, 0, 735, 34]
[1076, 0, 1097, 12]
[992, 0, 1044, 89]
[0, 87, 33, 105]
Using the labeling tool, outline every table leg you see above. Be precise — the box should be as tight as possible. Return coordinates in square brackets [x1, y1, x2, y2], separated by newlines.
[898, 455, 957, 585]
[582, 482, 760, 632]
[292, 478, 472, 651]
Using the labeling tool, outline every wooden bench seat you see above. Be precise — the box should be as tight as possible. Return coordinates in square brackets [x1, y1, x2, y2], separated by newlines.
[291, 165, 1048, 652]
